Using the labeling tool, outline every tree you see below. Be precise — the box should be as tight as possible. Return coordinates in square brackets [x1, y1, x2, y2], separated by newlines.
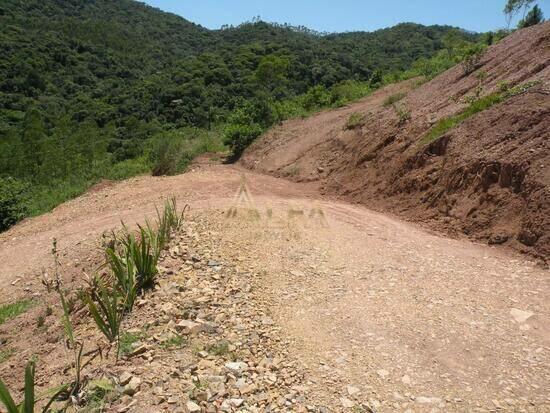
[504, 0, 535, 28]
[518, 5, 545, 28]
[254, 55, 290, 94]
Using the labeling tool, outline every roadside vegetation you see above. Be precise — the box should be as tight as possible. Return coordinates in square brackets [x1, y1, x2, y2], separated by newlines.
[420, 80, 542, 145]
[0, 198, 186, 412]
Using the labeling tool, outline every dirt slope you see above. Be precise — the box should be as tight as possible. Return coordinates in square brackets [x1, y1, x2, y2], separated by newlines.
[241, 22, 550, 261]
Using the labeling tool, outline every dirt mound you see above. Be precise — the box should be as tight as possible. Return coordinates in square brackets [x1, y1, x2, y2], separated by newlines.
[241, 22, 550, 262]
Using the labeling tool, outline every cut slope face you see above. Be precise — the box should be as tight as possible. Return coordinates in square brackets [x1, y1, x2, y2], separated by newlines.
[241, 23, 550, 261]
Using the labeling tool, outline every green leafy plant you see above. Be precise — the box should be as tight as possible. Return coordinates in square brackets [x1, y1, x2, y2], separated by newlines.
[0, 177, 29, 232]
[0, 361, 68, 413]
[80, 278, 122, 344]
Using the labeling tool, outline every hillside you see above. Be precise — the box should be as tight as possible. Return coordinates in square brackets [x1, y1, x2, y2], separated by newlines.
[0, 0, 482, 227]
[241, 22, 550, 261]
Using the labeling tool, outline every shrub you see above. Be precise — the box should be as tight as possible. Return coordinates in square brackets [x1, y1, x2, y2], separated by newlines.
[383, 92, 407, 107]
[461, 44, 486, 75]
[393, 103, 411, 125]
[345, 112, 366, 130]
[301, 85, 332, 111]
[0, 177, 29, 231]
[223, 123, 264, 160]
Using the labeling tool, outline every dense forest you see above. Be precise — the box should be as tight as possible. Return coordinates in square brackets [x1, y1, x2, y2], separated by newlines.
[0, 0, 490, 230]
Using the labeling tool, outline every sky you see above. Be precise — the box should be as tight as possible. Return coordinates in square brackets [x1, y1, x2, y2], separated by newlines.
[141, 0, 549, 33]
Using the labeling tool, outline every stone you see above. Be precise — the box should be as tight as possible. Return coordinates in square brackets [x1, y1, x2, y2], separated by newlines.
[119, 372, 133, 386]
[123, 376, 141, 396]
[416, 396, 442, 404]
[340, 398, 355, 408]
[510, 308, 534, 323]
[346, 385, 360, 396]
[176, 320, 202, 335]
[224, 361, 248, 375]
[185, 401, 201, 413]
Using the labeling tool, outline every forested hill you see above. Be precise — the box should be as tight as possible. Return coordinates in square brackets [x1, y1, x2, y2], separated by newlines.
[0, 0, 481, 229]
[0, 0, 470, 132]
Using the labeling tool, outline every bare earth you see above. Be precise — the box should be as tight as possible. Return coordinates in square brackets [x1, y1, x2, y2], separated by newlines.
[0, 163, 548, 412]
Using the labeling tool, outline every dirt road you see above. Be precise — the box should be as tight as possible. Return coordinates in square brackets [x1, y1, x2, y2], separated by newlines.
[1, 164, 548, 411]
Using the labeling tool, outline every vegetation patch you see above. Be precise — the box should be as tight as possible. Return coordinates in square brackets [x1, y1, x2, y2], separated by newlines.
[160, 334, 185, 350]
[420, 81, 540, 145]
[383, 92, 407, 107]
[345, 112, 366, 130]
[0, 299, 34, 325]
[0, 348, 14, 364]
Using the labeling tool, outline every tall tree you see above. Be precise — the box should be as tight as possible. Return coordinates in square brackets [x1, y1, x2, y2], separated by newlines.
[518, 5, 545, 28]
[504, 0, 536, 28]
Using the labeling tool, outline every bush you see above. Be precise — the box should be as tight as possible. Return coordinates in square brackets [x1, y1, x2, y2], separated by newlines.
[345, 112, 366, 130]
[383, 92, 407, 107]
[301, 85, 332, 111]
[223, 123, 264, 160]
[0, 177, 29, 231]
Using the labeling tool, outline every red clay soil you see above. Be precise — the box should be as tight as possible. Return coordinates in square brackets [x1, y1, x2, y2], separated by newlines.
[241, 22, 550, 262]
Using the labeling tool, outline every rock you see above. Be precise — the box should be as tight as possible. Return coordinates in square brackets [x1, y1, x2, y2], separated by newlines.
[377, 369, 389, 378]
[224, 361, 248, 375]
[176, 320, 202, 335]
[123, 376, 141, 396]
[346, 385, 360, 396]
[119, 372, 133, 386]
[185, 401, 201, 413]
[401, 375, 411, 385]
[340, 397, 355, 408]
[510, 308, 534, 323]
[416, 396, 442, 404]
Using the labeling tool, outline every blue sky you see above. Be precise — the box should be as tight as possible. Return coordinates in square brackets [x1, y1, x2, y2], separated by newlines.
[142, 0, 549, 33]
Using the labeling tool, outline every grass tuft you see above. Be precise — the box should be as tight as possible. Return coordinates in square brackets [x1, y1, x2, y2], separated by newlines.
[345, 112, 366, 130]
[0, 299, 34, 325]
[383, 92, 407, 107]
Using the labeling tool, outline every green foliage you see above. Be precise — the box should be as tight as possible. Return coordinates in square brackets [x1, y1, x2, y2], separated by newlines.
[518, 5, 545, 28]
[421, 93, 504, 145]
[421, 80, 541, 146]
[0, 361, 68, 413]
[80, 278, 122, 343]
[107, 198, 184, 311]
[160, 334, 185, 349]
[0, 348, 14, 364]
[0, 0, 479, 228]
[346, 113, 366, 130]
[0, 299, 33, 325]
[118, 331, 144, 356]
[223, 124, 264, 160]
[0, 177, 29, 231]
[383, 92, 407, 107]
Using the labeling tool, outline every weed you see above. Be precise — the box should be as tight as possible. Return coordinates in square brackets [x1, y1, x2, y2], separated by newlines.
[118, 331, 143, 356]
[36, 315, 45, 329]
[383, 92, 406, 107]
[393, 103, 411, 125]
[287, 165, 300, 177]
[0, 361, 68, 413]
[81, 379, 117, 412]
[160, 334, 185, 350]
[0, 348, 14, 364]
[0, 299, 34, 325]
[207, 340, 231, 356]
[345, 112, 366, 130]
